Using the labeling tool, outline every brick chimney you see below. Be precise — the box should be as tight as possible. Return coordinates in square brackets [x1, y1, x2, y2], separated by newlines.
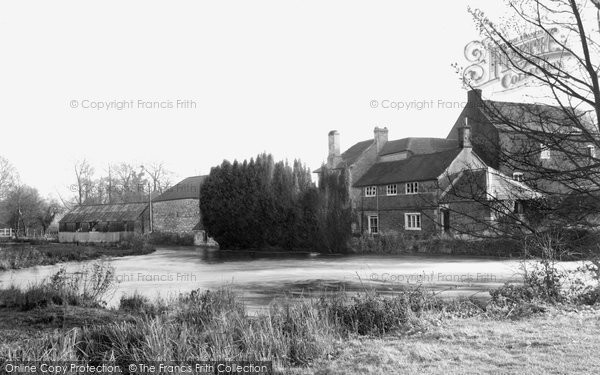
[327, 130, 342, 167]
[458, 118, 472, 149]
[374, 126, 389, 154]
[467, 89, 483, 109]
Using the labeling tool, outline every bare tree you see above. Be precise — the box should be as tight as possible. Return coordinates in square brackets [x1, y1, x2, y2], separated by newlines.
[0, 156, 18, 201]
[67, 161, 171, 206]
[142, 162, 173, 194]
[445, 0, 600, 257]
[0, 184, 43, 238]
[111, 163, 148, 203]
[74, 159, 96, 205]
[36, 198, 63, 235]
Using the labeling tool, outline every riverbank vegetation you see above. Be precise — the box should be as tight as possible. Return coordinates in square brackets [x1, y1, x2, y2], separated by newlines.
[0, 236, 155, 271]
[1, 258, 599, 373]
[200, 154, 352, 253]
[351, 229, 600, 260]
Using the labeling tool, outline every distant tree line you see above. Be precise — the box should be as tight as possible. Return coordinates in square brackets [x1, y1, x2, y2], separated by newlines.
[69, 159, 173, 206]
[0, 156, 62, 237]
[199, 153, 352, 252]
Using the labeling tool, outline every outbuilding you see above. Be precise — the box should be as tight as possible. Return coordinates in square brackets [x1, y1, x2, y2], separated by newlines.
[58, 202, 149, 243]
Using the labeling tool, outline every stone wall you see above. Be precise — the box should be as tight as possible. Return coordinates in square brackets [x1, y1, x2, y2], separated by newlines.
[152, 199, 200, 233]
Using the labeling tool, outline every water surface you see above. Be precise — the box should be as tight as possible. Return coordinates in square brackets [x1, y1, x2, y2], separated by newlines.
[0, 247, 580, 310]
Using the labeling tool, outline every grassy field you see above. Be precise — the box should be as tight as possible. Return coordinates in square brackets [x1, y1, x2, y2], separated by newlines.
[1, 297, 598, 374]
[0, 241, 154, 270]
[305, 307, 600, 375]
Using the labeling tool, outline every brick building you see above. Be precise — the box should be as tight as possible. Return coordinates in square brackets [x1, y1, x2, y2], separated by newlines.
[446, 89, 598, 194]
[353, 127, 538, 236]
[316, 127, 458, 208]
[318, 105, 540, 236]
[152, 175, 216, 246]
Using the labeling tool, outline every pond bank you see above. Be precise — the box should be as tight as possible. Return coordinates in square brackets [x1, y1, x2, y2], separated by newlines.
[0, 242, 155, 271]
[1, 282, 599, 374]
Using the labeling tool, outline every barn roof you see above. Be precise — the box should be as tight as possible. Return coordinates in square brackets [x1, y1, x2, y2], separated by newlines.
[354, 149, 461, 187]
[60, 202, 148, 223]
[153, 175, 207, 202]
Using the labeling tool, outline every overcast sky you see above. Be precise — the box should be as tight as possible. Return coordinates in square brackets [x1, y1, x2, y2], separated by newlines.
[1, 1, 517, 199]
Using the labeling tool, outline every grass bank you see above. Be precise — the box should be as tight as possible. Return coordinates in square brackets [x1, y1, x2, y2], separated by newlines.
[0, 237, 155, 271]
[0, 260, 599, 374]
[306, 305, 600, 374]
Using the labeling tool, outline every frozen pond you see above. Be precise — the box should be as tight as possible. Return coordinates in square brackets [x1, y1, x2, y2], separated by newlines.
[0, 247, 582, 310]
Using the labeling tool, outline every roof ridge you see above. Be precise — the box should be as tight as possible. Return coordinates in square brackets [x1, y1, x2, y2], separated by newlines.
[379, 147, 460, 162]
[74, 201, 149, 207]
[483, 99, 584, 113]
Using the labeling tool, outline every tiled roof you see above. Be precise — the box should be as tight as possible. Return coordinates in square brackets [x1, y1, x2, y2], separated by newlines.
[380, 138, 458, 156]
[481, 100, 593, 132]
[153, 176, 207, 202]
[60, 202, 148, 223]
[336, 140, 373, 168]
[316, 137, 459, 173]
[314, 139, 373, 173]
[354, 149, 462, 187]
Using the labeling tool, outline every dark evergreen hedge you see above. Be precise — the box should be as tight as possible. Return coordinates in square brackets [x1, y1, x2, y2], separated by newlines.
[199, 154, 352, 252]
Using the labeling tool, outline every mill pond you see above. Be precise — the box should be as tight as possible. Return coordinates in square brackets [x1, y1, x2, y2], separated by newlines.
[0, 246, 583, 311]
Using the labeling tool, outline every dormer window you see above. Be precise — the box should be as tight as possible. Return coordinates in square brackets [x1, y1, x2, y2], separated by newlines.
[386, 184, 397, 196]
[540, 144, 551, 160]
[365, 186, 377, 197]
[405, 182, 419, 194]
[587, 145, 596, 158]
[513, 172, 523, 182]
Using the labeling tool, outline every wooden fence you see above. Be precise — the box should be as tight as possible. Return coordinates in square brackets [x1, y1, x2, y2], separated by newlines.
[58, 231, 135, 243]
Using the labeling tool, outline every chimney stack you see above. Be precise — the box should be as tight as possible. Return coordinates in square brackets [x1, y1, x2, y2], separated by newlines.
[467, 89, 482, 110]
[327, 130, 341, 167]
[374, 126, 389, 154]
[458, 118, 472, 149]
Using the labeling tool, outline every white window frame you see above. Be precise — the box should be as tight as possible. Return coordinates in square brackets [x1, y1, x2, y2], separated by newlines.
[405, 182, 419, 194]
[404, 213, 422, 230]
[386, 184, 397, 196]
[512, 172, 523, 182]
[365, 186, 377, 197]
[587, 145, 596, 158]
[514, 201, 524, 214]
[368, 215, 379, 234]
[540, 144, 551, 160]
